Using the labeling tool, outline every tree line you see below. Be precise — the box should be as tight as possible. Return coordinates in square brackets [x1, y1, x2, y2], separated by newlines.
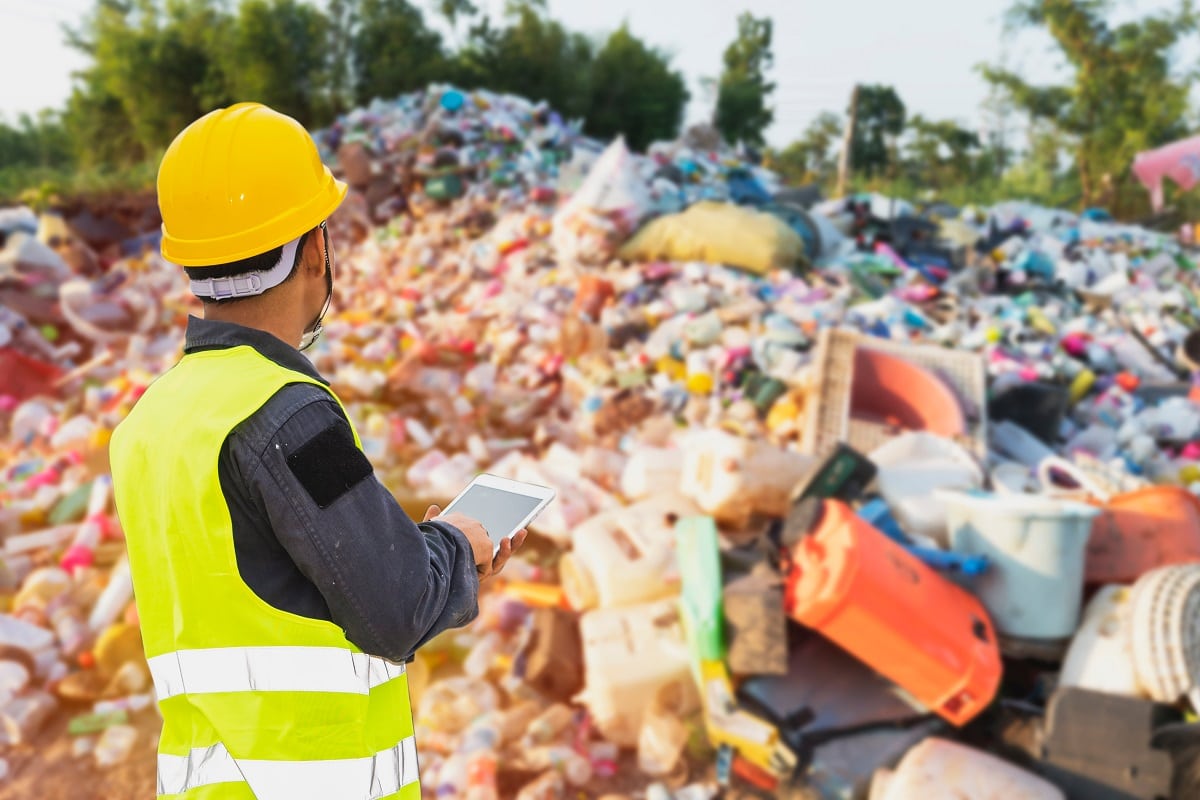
[4, 0, 1196, 218]
[1, 0, 708, 185]
[765, 0, 1200, 217]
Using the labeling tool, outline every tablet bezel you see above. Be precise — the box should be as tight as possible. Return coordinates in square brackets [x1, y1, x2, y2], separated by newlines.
[442, 473, 556, 555]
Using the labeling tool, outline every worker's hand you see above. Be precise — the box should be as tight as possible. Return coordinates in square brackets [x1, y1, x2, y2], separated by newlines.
[486, 529, 527, 583]
[423, 505, 493, 569]
[423, 505, 527, 583]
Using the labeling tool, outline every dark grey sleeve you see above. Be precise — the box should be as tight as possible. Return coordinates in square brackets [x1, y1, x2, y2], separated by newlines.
[235, 386, 479, 662]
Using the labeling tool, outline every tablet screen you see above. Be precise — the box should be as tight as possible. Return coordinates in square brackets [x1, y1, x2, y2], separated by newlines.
[443, 484, 545, 547]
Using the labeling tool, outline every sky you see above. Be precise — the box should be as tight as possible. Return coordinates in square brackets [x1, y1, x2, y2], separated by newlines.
[0, 0, 1188, 148]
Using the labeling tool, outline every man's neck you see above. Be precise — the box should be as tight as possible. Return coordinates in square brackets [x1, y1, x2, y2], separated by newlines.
[203, 306, 299, 351]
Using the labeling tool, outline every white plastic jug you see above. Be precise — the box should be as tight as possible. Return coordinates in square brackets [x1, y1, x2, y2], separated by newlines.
[871, 738, 1064, 800]
[1059, 585, 1142, 698]
[939, 491, 1099, 640]
[620, 447, 685, 500]
[575, 598, 698, 747]
[561, 493, 699, 611]
[680, 430, 816, 528]
[872, 433, 983, 544]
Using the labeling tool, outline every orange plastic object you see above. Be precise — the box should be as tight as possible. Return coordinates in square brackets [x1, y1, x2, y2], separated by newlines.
[0, 347, 63, 402]
[1086, 487, 1200, 585]
[849, 348, 966, 437]
[501, 581, 568, 609]
[784, 500, 1001, 727]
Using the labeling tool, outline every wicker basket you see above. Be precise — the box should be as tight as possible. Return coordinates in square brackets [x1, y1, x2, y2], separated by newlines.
[802, 327, 987, 458]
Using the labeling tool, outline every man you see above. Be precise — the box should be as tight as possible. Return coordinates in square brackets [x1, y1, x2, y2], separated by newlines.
[109, 102, 521, 800]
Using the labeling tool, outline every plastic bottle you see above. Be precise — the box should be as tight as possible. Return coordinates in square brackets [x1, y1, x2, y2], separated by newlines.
[60, 476, 111, 575]
[87, 556, 133, 634]
[515, 771, 565, 800]
[50, 603, 89, 658]
[94, 723, 138, 767]
[462, 632, 501, 680]
[524, 703, 574, 746]
[637, 683, 690, 778]
[434, 754, 468, 798]
[94, 692, 155, 716]
[524, 746, 592, 786]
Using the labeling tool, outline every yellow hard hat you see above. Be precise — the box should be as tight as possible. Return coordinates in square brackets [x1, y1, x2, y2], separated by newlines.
[157, 102, 347, 268]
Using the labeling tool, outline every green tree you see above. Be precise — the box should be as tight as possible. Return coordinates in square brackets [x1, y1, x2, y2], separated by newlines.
[904, 115, 981, 189]
[981, 0, 1197, 212]
[455, 1, 593, 120]
[770, 111, 842, 185]
[437, 0, 478, 47]
[326, 0, 357, 116]
[352, 0, 447, 105]
[713, 13, 775, 146]
[584, 25, 688, 150]
[65, 0, 233, 166]
[0, 112, 74, 170]
[851, 84, 906, 179]
[224, 0, 330, 128]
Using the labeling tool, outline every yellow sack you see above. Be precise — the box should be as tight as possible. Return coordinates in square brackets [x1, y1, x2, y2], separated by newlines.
[619, 201, 805, 275]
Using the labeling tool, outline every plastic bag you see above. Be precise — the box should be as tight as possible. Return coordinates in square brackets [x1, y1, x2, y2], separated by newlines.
[551, 137, 653, 265]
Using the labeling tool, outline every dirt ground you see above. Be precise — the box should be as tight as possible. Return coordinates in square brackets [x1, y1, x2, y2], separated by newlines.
[1, 707, 159, 800]
[0, 711, 763, 800]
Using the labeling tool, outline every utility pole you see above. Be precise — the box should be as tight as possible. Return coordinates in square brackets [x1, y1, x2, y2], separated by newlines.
[837, 84, 860, 198]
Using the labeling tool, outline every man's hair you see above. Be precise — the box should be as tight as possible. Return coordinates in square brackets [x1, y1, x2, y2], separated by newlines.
[184, 229, 313, 305]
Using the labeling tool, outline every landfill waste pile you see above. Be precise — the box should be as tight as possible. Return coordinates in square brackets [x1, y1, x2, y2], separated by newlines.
[5, 84, 1200, 799]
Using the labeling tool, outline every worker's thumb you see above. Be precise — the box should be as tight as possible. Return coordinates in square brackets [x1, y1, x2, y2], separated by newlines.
[423, 504, 441, 522]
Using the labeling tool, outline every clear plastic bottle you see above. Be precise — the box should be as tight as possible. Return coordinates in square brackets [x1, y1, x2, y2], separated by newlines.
[515, 770, 565, 800]
[94, 723, 138, 767]
[524, 703, 573, 746]
[462, 631, 501, 680]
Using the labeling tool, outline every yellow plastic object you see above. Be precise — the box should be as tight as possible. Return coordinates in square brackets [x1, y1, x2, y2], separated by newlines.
[697, 660, 796, 777]
[618, 202, 805, 275]
[157, 102, 347, 267]
[1069, 369, 1096, 405]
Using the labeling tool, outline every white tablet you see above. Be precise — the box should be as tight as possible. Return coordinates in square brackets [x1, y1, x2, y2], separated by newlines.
[441, 474, 556, 555]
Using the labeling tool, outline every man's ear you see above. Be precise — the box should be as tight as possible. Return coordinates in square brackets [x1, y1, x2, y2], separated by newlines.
[302, 228, 326, 278]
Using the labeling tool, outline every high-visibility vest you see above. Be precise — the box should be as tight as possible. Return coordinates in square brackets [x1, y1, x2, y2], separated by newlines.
[110, 344, 419, 800]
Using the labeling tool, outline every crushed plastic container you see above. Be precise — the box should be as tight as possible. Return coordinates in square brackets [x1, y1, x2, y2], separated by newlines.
[575, 598, 698, 747]
[784, 500, 1001, 726]
[680, 430, 817, 529]
[560, 493, 697, 611]
[939, 491, 1099, 641]
[871, 738, 1064, 800]
[1086, 486, 1200, 585]
[1059, 585, 1142, 698]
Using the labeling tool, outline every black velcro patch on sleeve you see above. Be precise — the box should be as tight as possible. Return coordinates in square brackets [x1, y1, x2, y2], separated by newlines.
[286, 422, 374, 509]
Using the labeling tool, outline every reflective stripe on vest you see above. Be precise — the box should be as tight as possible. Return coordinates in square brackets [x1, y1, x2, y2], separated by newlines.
[148, 646, 406, 699]
[158, 737, 418, 799]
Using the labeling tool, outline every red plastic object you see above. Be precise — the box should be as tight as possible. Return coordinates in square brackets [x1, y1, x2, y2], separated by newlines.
[0, 347, 62, 402]
[784, 500, 1001, 727]
[733, 755, 779, 791]
[849, 348, 966, 437]
[1086, 487, 1200, 585]
[571, 275, 615, 320]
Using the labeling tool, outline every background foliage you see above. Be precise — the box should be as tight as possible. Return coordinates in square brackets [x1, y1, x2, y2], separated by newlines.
[5, 0, 1200, 219]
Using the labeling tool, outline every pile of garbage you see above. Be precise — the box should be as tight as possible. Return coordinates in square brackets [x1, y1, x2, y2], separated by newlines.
[4, 84, 1200, 798]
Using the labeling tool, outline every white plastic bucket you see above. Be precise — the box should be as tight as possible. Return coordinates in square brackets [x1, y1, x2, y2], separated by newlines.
[871, 737, 1064, 800]
[939, 491, 1100, 640]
